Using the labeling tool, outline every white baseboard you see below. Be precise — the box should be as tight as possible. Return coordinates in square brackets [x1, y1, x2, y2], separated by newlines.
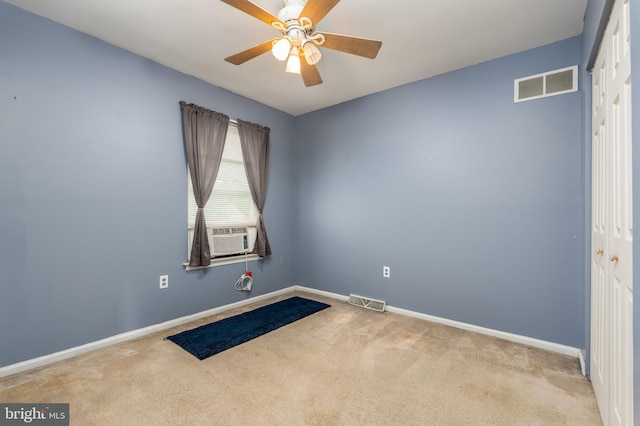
[294, 285, 349, 302]
[0, 286, 296, 379]
[385, 305, 582, 359]
[0, 285, 585, 378]
[295, 286, 584, 369]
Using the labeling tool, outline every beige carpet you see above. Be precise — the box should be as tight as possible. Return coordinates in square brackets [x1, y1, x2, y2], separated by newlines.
[0, 291, 602, 425]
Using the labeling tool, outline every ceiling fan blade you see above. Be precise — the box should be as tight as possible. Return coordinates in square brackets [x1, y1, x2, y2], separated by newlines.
[299, 0, 341, 27]
[300, 58, 323, 87]
[225, 39, 278, 65]
[319, 32, 382, 59]
[220, 0, 284, 28]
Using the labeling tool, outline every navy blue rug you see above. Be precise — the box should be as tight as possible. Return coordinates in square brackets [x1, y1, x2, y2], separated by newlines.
[166, 296, 330, 360]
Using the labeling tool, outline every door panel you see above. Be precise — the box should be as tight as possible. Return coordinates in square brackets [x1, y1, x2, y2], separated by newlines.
[607, 1, 632, 425]
[590, 0, 633, 424]
[591, 34, 610, 422]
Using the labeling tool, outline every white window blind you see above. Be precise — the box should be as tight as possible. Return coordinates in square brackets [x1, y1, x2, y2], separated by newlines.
[188, 124, 258, 228]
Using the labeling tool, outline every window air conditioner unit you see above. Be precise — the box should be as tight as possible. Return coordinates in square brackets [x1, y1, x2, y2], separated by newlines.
[208, 227, 250, 256]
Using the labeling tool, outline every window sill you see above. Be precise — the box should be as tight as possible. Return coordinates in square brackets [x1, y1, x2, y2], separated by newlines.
[183, 253, 262, 271]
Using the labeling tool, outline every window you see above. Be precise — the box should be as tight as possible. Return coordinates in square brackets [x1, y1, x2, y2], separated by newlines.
[187, 123, 258, 259]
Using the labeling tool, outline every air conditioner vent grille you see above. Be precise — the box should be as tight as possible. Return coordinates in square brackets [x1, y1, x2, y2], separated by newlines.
[210, 227, 248, 235]
[211, 228, 231, 235]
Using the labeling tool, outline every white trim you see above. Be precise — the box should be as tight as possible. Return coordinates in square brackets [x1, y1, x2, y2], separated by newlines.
[294, 286, 583, 362]
[183, 253, 261, 271]
[0, 286, 295, 379]
[0, 285, 584, 378]
[294, 285, 349, 302]
[385, 305, 581, 359]
[578, 349, 586, 376]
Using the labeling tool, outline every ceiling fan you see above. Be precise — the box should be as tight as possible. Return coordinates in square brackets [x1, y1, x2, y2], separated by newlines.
[220, 0, 382, 87]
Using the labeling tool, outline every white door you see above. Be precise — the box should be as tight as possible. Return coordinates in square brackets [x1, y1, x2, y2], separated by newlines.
[607, 1, 633, 424]
[590, 43, 609, 419]
[590, 0, 634, 424]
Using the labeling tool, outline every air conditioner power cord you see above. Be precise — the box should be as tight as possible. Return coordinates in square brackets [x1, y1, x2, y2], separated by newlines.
[235, 253, 253, 291]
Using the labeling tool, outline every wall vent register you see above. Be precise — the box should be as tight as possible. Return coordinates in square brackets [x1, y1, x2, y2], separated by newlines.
[514, 65, 578, 102]
[348, 294, 386, 312]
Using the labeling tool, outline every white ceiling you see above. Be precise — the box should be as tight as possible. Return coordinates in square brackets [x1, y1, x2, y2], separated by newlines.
[4, 0, 588, 116]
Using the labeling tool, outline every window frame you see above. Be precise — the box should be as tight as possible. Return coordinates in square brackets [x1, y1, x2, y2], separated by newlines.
[185, 121, 260, 267]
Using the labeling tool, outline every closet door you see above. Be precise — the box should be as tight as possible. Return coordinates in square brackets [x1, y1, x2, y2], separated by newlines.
[590, 41, 609, 420]
[607, 1, 633, 424]
[590, 0, 633, 424]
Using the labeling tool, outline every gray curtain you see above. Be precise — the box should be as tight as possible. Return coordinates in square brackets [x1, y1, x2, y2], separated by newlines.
[237, 119, 271, 257]
[180, 102, 229, 267]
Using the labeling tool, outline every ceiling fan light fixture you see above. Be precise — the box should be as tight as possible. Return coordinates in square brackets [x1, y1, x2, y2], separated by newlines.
[285, 47, 301, 74]
[221, 0, 383, 87]
[272, 37, 292, 61]
[302, 40, 321, 65]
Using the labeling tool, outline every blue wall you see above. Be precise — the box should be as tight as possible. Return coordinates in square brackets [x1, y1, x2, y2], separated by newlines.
[0, 1, 296, 367]
[294, 37, 584, 348]
[0, 0, 602, 376]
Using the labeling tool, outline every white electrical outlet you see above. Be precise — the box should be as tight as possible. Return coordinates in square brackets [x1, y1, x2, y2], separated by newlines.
[159, 275, 169, 289]
[383, 266, 390, 278]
